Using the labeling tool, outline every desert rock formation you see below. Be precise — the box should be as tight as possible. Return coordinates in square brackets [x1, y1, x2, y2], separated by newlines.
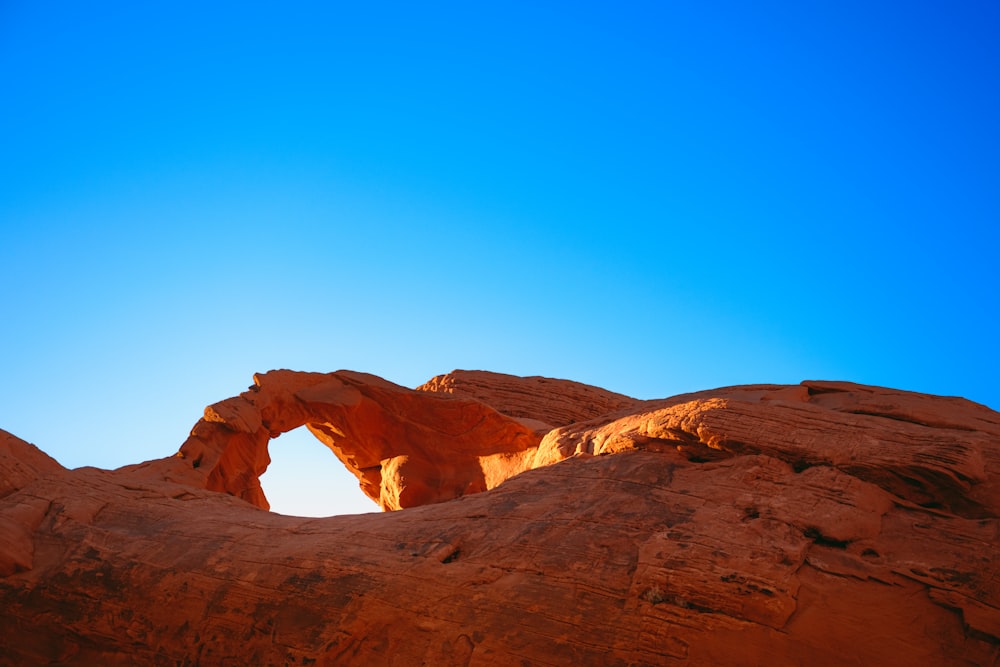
[1, 370, 998, 665]
[159, 370, 543, 512]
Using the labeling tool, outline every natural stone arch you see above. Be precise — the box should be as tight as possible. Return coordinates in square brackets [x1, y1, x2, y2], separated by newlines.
[172, 370, 543, 511]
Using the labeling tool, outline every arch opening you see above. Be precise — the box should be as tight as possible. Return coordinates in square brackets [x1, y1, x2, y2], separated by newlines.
[259, 426, 379, 517]
[181, 370, 546, 512]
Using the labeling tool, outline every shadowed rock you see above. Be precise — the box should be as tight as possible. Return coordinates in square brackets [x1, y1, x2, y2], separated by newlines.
[124, 370, 543, 511]
[1, 371, 998, 665]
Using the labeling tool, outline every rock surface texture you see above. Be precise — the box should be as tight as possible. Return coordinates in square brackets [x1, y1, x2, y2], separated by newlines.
[1, 370, 999, 666]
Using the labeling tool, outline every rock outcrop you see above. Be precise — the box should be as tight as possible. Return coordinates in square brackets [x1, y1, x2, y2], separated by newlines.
[1, 371, 998, 665]
[125, 370, 542, 511]
[417, 369, 646, 429]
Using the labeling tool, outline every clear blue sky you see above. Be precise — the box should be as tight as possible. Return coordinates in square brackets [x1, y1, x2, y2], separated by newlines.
[2, 2, 998, 516]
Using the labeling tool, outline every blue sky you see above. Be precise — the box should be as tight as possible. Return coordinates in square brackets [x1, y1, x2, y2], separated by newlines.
[2, 2, 998, 516]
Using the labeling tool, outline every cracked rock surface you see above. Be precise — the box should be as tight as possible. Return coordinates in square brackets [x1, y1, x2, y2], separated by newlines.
[1, 371, 998, 665]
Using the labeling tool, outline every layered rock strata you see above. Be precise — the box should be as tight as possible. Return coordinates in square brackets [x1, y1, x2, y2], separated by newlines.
[1, 371, 998, 665]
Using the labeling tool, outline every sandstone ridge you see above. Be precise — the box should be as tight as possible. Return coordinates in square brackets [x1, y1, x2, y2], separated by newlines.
[1, 370, 998, 666]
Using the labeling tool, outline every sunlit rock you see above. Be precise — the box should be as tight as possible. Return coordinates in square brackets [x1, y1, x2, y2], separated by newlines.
[1, 371, 998, 665]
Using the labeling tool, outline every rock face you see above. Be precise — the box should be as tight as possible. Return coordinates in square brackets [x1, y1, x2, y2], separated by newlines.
[1, 371, 999, 666]
[417, 369, 646, 429]
[150, 369, 542, 512]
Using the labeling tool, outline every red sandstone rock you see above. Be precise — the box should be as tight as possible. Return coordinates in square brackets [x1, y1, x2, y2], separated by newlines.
[1, 371, 998, 665]
[417, 369, 646, 429]
[0, 428, 63, 499]
[0, 430, 65, 578]
[123, 370, 543, 511]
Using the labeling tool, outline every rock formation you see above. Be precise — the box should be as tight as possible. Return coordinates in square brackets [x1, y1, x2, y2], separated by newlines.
[417, 369, 646, 429]
[1, 370, 998, 665]
[146, 370, 543, 511]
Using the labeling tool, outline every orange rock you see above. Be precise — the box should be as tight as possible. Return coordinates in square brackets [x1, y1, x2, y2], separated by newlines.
[417, 369, 646, 429]
[1, 373, 998, 665]
[0, 430, 64, 578]
[0, 428, 63, 498]
[131, 369, 544, 511]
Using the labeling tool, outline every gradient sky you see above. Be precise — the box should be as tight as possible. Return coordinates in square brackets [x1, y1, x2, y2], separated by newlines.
[2, 2, 998, 516]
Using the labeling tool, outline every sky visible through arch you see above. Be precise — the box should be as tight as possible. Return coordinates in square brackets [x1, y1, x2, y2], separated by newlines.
[2, 2, 998, 516]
